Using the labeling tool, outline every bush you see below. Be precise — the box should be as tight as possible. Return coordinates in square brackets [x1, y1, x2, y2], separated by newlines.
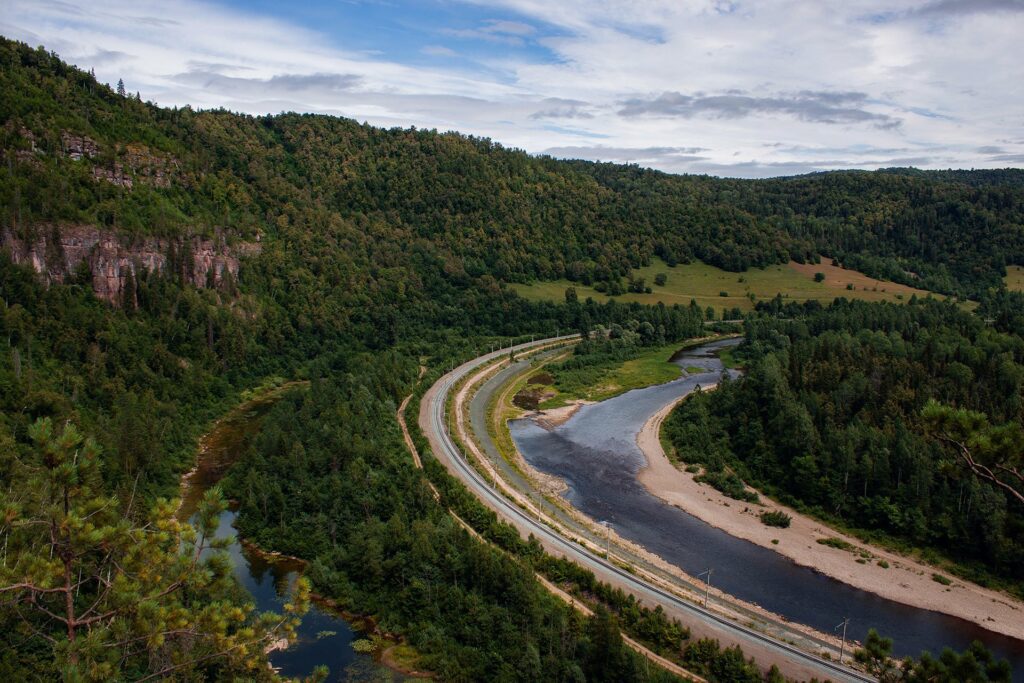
[932, 573, 952, 586]
[814, 272, 825, 282]
[696, 470, 759, 503]
[759, 510, 792, 528]
[817, 537, 854, 551]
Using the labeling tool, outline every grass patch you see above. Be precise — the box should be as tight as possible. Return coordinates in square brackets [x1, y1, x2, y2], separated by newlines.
[717, 347, 741, 370]
[817, 537, 855, 552]
[384, 643, 424, 672]
[878, 560, 889, 569]
[1006, 265, 1024, 292]
[541, 341, 693, 406]
[511, 256, 941, 312]
[759, 510, 792, 528]
[932, 573, 952, 586]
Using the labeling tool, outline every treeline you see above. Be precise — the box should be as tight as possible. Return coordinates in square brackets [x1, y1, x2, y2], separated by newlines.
[4, 38, 1024, 302]
[664, 298, 1024, 591]
[856, 629, 1011, 682]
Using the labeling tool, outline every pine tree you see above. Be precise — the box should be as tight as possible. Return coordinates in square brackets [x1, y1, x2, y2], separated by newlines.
[116, 78, 126, 97]
[0, 418, 309, 680]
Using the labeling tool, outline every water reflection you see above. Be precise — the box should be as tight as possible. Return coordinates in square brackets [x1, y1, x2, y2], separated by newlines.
[181, 384, 408, 682]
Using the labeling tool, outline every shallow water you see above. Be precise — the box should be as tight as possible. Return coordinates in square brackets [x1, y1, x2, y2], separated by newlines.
[206, 510, 406, 681]
[511, 338, 1024, 677]
[183, 386, 405, 682]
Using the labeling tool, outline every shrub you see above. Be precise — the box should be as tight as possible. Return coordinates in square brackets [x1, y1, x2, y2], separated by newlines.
[817, 537, 854, 551]
[696, 470, 759, 503]
[759, 510, 792, 528]
[814, 272, 825, 282]
[932, 573, 952, 586]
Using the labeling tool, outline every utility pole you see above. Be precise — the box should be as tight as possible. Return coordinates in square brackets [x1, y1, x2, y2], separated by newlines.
[835, 617, 850, 663]
[698, 568, 713, 607]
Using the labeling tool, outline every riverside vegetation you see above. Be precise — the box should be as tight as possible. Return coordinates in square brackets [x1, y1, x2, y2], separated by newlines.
[665, 296, 1024, 597]
[1, 37, 1023, 680]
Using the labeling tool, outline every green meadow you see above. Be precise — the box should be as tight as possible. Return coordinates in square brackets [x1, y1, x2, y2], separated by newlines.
[511, 256, 941, 313]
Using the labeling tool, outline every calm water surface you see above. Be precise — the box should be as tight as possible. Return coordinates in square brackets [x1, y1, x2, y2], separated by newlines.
[182, 387, 406, 682]
[511, 338, 1024, 678]
[207, 510, 405, 681]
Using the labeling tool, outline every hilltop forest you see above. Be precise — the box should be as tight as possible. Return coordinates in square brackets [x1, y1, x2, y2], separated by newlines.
[1, 37, 1023, 681]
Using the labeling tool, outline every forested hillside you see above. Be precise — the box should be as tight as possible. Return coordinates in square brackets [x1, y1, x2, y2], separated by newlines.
[2, 36, 1024, 681]
[4, 38, 1024, 304]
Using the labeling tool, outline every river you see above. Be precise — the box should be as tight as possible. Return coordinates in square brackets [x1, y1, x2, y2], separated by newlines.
[178, 386, 410, 682]
[510, 338, 1024, 678]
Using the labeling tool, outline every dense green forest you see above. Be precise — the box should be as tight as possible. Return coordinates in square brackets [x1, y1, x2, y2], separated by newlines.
[665, 298, 1024, 591]
[4, 39, 1024, 302]
[2, 35, 1023, 681]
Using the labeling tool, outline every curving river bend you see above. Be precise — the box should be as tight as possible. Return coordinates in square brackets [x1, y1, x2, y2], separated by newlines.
[510, 337, 1024, 679]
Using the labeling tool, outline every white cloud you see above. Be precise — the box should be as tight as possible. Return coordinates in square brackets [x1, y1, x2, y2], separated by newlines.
[421, 45, 457, 57]
[2, 0, 1022, 177]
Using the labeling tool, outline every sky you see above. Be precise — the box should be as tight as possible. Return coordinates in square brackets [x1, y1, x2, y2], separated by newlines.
[3, 0, 1023, 178]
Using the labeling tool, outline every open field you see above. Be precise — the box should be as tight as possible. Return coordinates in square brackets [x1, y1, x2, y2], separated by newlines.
[511, 256, 942, 312]
[1006, 265, 1024, 292]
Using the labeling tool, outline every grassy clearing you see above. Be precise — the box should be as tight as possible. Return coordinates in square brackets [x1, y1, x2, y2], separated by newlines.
[539, 342, 688, 408]
[511, 256, 941, 312]
[1006, 265, 1024, 292]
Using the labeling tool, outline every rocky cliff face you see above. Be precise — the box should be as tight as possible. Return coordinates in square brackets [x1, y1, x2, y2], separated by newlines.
[59, 133, 180, 189]
[2, 224, 261, 306]
[11, 128, 182, 189]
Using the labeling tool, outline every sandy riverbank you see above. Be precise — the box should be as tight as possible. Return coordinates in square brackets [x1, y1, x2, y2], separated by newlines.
[532, 400, 592, 430]
[636, 393, 1024, 641]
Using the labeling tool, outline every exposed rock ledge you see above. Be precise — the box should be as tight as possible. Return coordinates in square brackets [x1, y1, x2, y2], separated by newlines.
[2, 224, 261, 306]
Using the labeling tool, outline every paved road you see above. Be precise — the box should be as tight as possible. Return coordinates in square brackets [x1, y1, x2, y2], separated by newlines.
[420, 336, 874, 683]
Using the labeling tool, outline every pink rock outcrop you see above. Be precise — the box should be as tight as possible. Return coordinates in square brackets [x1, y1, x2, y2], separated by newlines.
[2, 224, 260, 306]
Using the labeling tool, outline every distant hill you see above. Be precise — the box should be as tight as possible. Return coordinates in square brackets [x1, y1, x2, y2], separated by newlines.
[877, 167, 1024, 188]
[3, 35, 1023, 307]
